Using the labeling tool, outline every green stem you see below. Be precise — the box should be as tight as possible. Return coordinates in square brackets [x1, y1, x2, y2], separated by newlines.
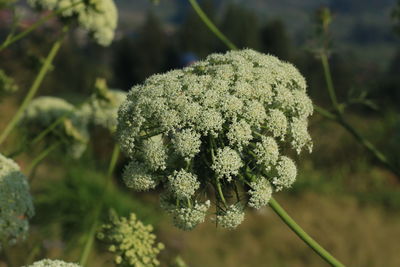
[79, 144, 120, 266]
[7, 115, 67, 158]
[27, 141, 61, 177]
[269, 197, 345, 267]
[337, 117, 400, 177]
[313, 104, 337, 120]
[0, 1, 81, 51]
[0, 28, 66, 146]
[320, 53, 339, 112]
[187, 0, 237, 50]
[216, 180, 227, 206]
[318, 54, 400, 178]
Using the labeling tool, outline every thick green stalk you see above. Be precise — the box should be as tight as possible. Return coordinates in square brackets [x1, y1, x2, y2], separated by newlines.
[187, 0, 237, 50]
[269, 197, 345, 267]
[0, 28, 66, 146]
[0, 1, 81, 51]
[79, 144, 120, 266]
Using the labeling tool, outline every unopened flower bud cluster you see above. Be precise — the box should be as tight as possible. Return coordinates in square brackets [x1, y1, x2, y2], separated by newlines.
[117, 49, 313, 230]
[97, 212, 164, 266]
[28, 0, 118, 46]
[0, 153, 34, 249]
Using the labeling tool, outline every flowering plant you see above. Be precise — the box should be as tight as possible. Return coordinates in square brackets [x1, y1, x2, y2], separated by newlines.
[117, 49, 313, 230]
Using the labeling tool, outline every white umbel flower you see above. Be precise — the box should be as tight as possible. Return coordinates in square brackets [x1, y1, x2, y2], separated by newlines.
[264, 109, 288, 140]
[248, 178, 273, 209]
[25, 259, 81, 267]
[272, 156, 297, 191]
[211, 147, 243, 181]
[0, 154, 34, 249]
[216, 204, 245, 230]
[167, 169, 200, 200]
[23, 96, 75, 126]
[171, 201, 210, 231]
[122, 161, 159, 191]
[117, 49, 313, 230]
[226, 120, 253, 150]
[28, 0, 118, 46]
[172, 129, 201, 161]
[289, 117, 313, 154]
[253, 136, 279, 170]
[141, 136, 167, 171]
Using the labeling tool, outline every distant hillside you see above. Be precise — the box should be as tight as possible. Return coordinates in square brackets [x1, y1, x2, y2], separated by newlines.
[116, 0, 399, 66]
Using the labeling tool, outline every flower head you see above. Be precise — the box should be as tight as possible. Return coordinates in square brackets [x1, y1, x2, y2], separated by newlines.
[122, 161, 159, 191]
[248, 178, 273, 209]
[169, 200, 210, 231]
[211, 147, 243, 181]
[271, 156, 297, 191]
[216, 204, 245, 230]
[253, 136, 279, 170]
[117, 49, 313, 229]
[167, 169, 200, 200]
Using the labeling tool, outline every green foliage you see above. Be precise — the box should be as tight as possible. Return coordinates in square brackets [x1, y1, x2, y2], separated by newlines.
[33, 159, 161, 242]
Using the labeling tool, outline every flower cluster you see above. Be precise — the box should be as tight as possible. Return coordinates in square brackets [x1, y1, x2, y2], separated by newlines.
[117, 49, 313, 230]
[79, 78, 127, 131]
[28, 0, 118, 46]
[25, 259, 81, 267]
[97, 212, 164, 266]
[22, 96, 89, 159]
[0, 153, 34, 249]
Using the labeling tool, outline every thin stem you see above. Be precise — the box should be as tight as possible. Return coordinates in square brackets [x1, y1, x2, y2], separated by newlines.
[269, 197, 345, 267]
[27, 141, 61, 177]
[187, 0, 237, 50]
[337, 118, 400, 177]
[0, 1, 81, 51]
[320, 53, 339, 112]
[0, 27, 67, 146]
[313, 104, 337, 120]
[7, 115, 67, 158]
[318, 53, 400, 178]
[79, 144, 120, 266]
[216, 180, 227, 206]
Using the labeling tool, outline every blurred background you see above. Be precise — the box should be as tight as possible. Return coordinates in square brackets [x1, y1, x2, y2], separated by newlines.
[1, 0, 400, 266]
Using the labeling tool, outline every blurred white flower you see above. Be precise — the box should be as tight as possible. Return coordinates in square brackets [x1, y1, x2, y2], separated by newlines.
[0, 154, 34, 249]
